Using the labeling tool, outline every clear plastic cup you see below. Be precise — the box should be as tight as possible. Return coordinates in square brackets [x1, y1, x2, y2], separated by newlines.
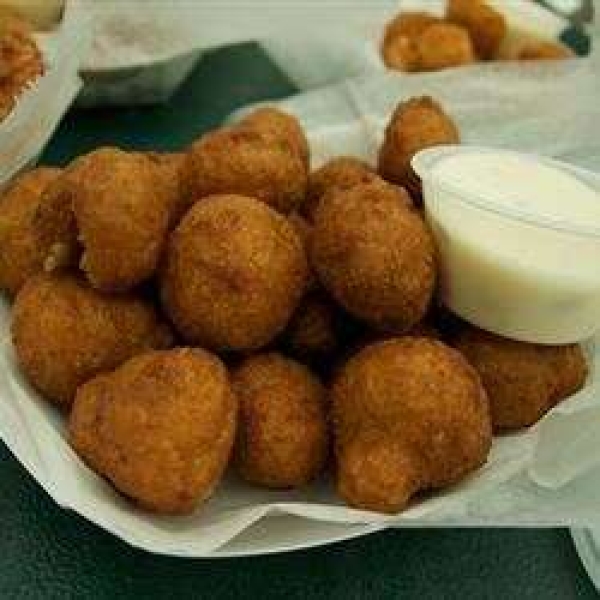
[412, 145, 600, 344]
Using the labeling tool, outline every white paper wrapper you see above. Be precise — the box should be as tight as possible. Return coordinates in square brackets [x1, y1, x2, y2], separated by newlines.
[2, 48, 600, 556]
[77, 0, 575, 105]
[262, 0, 571, 90]
[0, 1, 90, 186]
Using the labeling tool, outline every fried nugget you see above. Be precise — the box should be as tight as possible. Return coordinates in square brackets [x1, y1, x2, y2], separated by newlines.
[11, 273, 172, 408]
[454, 327, 588, 431]
[517, 41, 574, 61]
[416, 23, 476, 71]
[39, 148, 170, 292]
[182, 127, 307, 214]
[381, 11, 441, 72]
[69, 348, 236, 514]
[302, 157, 379, 222]
[311, 181, 435, 333]
[447, 0, 506, 60]
[161, 194, 309, 352]
[378, 97, 460, 200]
[232, 353, 328, 488]
[0, 167, 61, 295]
[332, 338, 492, 513]
[239, 107, 310, 170]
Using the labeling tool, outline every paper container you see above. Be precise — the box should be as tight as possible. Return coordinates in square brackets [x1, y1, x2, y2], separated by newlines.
[0, 0, 90, 186]
[3, 49, 600, 558]
[261, 0, 572, 90]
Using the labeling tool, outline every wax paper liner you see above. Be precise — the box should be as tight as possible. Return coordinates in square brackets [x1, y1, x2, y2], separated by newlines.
[0, 0, 90, 186]
[2, 49, 600, 557]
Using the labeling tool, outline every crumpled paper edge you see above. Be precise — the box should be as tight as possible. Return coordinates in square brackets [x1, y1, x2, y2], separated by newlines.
[0, 0, 91, 187]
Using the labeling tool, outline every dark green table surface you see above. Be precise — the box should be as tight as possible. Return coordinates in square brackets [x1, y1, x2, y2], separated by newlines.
[1, 43, 597, 600]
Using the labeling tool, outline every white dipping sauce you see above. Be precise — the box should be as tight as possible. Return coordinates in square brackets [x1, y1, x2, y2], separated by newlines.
[420, 148, 600, 344]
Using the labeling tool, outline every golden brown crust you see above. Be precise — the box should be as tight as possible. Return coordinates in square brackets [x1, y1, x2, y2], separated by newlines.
[69, 348, 237, 514]
[381, 11, 441, 72]
[332, 338, 492, 513]
[311, 181, 435, 333]
[415, 23, 476, 71]
[302, 157, 379, 222]
[377, 96, 460, 199]
[517, 41, 574, 61]
[161, 194, 309, 351]
[232, 353, 328, 488]
[454, 328, 588, 431]
[11, 273, 172, 408]
[67, 148, 170, 292]
[0, 11, 44, 121]
[0, 167, 61, 295]
[182, 127, 307, 214]
[239, 107, 310, 170]
[446, 0, 506, 60]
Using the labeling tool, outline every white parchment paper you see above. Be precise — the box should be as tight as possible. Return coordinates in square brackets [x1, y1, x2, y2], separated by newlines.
[2, 47, 600, 556]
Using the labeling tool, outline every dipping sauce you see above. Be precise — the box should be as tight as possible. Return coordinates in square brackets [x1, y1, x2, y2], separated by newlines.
[413, 147, 600, 344]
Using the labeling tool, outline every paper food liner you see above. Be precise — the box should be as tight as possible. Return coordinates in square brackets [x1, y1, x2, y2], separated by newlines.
[261, 0, 572, 90]
[3, 45, 600, 558]
[0, 0, 90, 186]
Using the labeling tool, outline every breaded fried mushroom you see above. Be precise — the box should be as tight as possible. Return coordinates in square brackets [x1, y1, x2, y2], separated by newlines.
[332, 338, 492, 513]
[182, 127, 307, 214]
[311, 181, 435, 333]
[69, 348, 237, 514]
[302, 157, 379, 222]
[38, 148, 170, 292]
[416, 23, 476, 71]
[232, 353, 328, 488]
[239, 107, 310, 170]
[454, 327, 588, 431]
[517, 41, 574, 61]
[381, 11, 441, 72]
[11, 273, 172, 408]
[161, 194, 309, 351]
[378, 96, 460, 199]
[0, 167, 61, 295]
[447, 0, 506, 60]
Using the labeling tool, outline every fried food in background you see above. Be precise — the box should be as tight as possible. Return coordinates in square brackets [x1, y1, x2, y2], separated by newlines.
[239, 106, 310, 170]
[69, 348, 236, 514]
[70, 148, 170, 292]
[11, 273, 172, 408]
[381, 11, 442, 72]
[302, 157, 379, 222]
[378, 97, 460, 200]
[0, 6, 44, 120]
[0, 1, 64, 30]
[144, 151, 187, 228]
[516, 40, 574, 61]
[311, 181, 435, 334]
[161, 194, 309, 352]
[332, 338, 492, 513]
[232, 353, 328, 489]
[454, 327, 588, 431]
[446, 0, 506, 60]
[416, 23, 476, 71]
[183, 122, 307, 214]
[0, 167, 61, 295]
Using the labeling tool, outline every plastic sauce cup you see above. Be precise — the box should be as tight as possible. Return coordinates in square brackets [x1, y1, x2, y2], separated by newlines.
[412, 146, 600, 344]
